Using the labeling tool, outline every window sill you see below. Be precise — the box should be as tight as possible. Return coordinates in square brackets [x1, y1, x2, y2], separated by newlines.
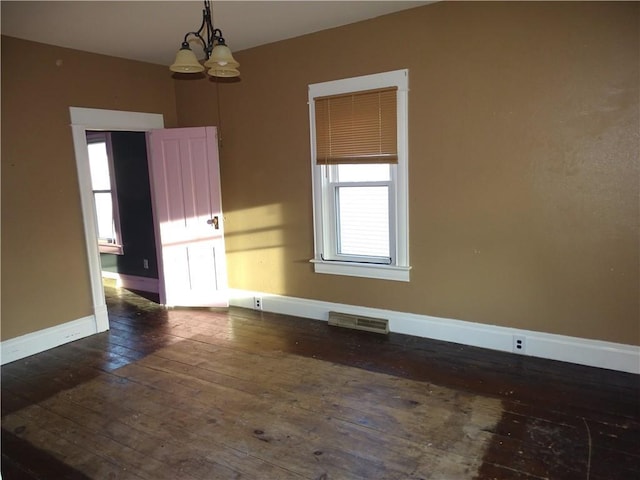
[99, 244, 124, 255]
[310, 259, 410, 282]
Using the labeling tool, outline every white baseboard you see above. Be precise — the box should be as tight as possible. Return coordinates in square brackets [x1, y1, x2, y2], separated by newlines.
[229, 289, 640, 374]
[1, 315, 98, 365]
[94, 304, 110, 333]
[102, 271, 159, 293]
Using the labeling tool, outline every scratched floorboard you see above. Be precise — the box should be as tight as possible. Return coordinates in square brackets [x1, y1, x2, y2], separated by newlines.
[1, 285, 639, 479]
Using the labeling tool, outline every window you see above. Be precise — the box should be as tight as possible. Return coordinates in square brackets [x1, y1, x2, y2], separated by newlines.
[308, 69, 410, 281]
[86, 132, 124, 255]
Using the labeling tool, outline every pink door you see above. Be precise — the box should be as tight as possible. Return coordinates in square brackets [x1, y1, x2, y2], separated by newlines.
[147, 127, 228, 307]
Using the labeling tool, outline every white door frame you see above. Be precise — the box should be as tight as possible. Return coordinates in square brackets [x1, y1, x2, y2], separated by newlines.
[70, 107, 164, 332]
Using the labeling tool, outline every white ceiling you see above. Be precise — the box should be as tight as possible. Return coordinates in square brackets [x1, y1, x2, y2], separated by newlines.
[1, 1, 429, 66]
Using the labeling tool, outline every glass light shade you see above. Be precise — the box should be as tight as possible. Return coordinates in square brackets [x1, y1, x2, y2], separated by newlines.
[170, 47, 205, 73]
[207, 65, 240, 78]
[204, 44, 239, 69]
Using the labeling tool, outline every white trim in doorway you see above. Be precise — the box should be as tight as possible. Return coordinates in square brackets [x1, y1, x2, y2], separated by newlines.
[102, 271, 160, 294]
[70, 107, 164, 333]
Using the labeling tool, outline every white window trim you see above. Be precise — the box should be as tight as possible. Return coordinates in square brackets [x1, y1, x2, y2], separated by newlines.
[86, 131, 124, 255]
[308, 69, 410, 282]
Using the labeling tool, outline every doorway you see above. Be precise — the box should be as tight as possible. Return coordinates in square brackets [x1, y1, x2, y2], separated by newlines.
[85, 130, 160, 298]
[70, 107, 164, 333]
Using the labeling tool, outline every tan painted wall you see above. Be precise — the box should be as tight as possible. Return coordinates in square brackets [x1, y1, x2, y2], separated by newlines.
[2, 2, 637, 347]
[176, 2, 639, 345]
[1, 36, 178, 340]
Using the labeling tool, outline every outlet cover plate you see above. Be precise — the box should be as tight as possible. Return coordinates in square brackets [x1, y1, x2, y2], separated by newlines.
[254, 297, 263, 310]
[512, 335, 526, 354]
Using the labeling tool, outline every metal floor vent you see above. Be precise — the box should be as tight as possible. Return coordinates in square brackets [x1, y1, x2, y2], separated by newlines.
[328, 311, 389, 334]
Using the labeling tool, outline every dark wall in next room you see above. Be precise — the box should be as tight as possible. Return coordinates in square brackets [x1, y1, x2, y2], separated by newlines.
[100, 131, 158, 279]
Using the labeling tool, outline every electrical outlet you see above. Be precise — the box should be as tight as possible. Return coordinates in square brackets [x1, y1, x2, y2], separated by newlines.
[254, 297, 263, 310]
[143, 259, 149, 269]
[512, 335, 526, 354]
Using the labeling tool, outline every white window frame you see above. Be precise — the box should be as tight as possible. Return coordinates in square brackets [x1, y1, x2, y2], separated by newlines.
[86, 131, 124, 255]
[308, 69, 410, 282]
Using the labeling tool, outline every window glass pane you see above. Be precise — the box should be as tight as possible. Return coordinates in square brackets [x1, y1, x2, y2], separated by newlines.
[88, 142, 111, 190]
[94, 192, 115, 243]
[337, 186, 389, 257]
[336, 163, 390, 182]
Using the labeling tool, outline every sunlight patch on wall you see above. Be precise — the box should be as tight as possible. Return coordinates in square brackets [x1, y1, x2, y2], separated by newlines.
[224, 203, 287, 292]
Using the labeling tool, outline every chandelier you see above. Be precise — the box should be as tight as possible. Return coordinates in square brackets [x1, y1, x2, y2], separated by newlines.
[170, 0, 240, 78]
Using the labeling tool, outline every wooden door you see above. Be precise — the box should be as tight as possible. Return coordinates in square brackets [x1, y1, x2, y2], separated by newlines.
[147, 127, 228, 307]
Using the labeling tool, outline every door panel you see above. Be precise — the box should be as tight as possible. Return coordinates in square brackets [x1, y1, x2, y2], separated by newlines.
[147, 127, 228, 307]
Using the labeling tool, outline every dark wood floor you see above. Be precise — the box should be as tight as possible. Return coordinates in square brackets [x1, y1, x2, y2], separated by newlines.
[2, 286, 639, 479]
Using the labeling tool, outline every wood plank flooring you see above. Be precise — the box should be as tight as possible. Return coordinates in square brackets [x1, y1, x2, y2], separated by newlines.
[2, 286, 639, 479]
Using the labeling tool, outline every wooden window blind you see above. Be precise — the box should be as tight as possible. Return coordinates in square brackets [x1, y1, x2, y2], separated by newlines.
[315, 87, 398, 165]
